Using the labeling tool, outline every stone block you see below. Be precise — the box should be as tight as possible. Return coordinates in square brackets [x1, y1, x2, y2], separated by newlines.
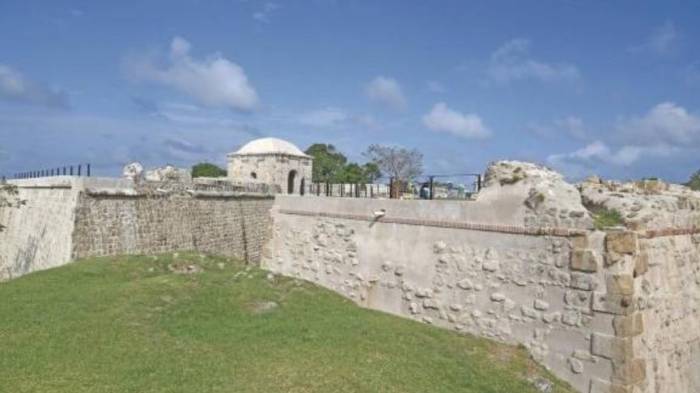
[592, 292, 635, 315]
[612, 358, 646, 385]
[606, 274, 635, 296]
[570, 234, 588, 249]
[591, 333, 634, 361]
[589, 379, 612, 393]
[606, 232, 638, 255]
[590, 379, 638, 393]
[534, 299, 549, 311]
[613, 314, 644, 337]
[633, 252, 649, 277]
[571, 272, 597, 291]
[571, 249, 599, 272]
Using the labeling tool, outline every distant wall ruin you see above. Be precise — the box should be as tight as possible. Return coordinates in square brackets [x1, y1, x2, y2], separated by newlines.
[0, 177, 274, 280]
[2, 161, 699, 393]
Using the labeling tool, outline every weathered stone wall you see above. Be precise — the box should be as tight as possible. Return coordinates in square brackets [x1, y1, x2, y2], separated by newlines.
[0, 177, 274, 280]
[578, 175, 700, 392]
[264, 192, 700, 393]
[72, 191, 274, 264]
[634, 232, 700, 393]
[264, 195, 615, 393]
[0, 177, 81, 280]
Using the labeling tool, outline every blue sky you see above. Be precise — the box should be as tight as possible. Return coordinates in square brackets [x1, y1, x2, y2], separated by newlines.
[1, 0, 699, 182]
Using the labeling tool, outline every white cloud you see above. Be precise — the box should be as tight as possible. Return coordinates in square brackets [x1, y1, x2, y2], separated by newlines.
[616, 102, 700, 146]
[486, 39, 581, 84]
[427, 80, 446, 93]
[650, 22, 678, 54]
[126, 36, 259, 111]
[555, 116, 586, 139]
[547, 141, 677, 172]
[422, 102, 491, 139]
[684, 62, 700, 86]
[253, 2, 280, 23]
[365, 76, 407, 110]
[298, 107, 348, 128]
[630, 21, 679, 55]
[547, 101, 700, 176]
[0, 107, 260, 175]
[546, 102, 700, 177]
[0, 64, 68, 108]
[529, 116, 587, 139]
[297, 107, 379, 130]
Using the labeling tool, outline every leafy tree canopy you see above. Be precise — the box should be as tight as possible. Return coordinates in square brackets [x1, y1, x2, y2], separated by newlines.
[686, 170, 700, 191]
[305, 144, 382, 184]
[305, 144, 347, 183]
[191, 162, 227, 178]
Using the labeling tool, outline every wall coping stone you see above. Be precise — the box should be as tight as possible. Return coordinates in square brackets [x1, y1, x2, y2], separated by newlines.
[278, 208, 588, 237]
[639, 226, 700, 238]
[187, 190, 274, 199]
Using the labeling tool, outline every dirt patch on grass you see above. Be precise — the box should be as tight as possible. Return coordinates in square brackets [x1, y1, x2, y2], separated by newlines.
[168, 262, 203, 275]
[248, 300, 280, 314]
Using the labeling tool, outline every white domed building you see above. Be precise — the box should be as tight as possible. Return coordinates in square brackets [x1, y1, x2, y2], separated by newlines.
[227, 137, 313, 194]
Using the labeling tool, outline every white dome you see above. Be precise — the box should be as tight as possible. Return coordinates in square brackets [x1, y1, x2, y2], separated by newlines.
[231, 137, 309, 157]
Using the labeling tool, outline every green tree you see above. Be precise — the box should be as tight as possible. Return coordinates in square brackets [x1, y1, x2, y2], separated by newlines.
[305, 144, 347, 183]
[686, 170, 700, 191]
[191, 162, 227, 178]
[336, 163, 366, 183]
[362, 162, 382, 183]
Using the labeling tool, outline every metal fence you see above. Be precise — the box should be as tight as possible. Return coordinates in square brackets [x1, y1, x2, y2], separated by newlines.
[414, 173, 483, 200]
[9, 163, 92, 180]
[303, 182, 391, 198]
[299, 173, 483, 200]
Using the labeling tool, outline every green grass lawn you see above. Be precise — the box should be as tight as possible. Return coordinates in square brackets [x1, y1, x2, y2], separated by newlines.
[0, 253, 575, 393]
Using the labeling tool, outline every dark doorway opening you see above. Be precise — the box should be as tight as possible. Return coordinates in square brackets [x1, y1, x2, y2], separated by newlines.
[287, 170, 297, 194]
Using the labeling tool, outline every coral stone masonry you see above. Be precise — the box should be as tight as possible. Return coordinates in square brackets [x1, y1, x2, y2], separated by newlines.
[0, 176, 274, 280]
[264, 161, 700, 393]
[1, 159, 699, 393]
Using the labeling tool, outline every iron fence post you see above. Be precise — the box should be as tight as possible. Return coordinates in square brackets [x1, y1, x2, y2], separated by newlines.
[429, 176, 434, 200]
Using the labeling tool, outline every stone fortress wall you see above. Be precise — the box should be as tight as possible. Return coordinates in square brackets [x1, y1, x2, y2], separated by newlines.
[0, 176, 274, 280]
[263, 162, 700, 393]
[1, 159, 699, 393]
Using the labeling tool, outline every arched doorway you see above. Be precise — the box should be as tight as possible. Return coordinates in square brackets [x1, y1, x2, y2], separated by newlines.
[287, 170, 297, 194]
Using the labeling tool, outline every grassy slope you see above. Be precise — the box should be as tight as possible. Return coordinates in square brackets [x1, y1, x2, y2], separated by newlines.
[0, 253, 575, 393]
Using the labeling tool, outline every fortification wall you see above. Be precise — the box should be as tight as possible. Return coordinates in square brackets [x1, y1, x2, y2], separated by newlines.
[264, 193, 700, 393]
[0, 177, 81, 280]
[0, 177, 274, 280]
[634, 232, 700, 393]
[264, 195, 614, 393]
[72, 190, 273, 263]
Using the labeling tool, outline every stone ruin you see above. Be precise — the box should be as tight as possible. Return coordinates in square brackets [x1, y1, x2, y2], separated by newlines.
[265, 160, 700, 393]
[2, 157, 700, 393]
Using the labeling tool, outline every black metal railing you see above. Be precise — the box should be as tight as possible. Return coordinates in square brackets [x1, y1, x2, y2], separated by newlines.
[299, 173, 483, 200]
[10, 163, 92, 180]
[417, 173, 483, 200]
[304, 182, 391, 198]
